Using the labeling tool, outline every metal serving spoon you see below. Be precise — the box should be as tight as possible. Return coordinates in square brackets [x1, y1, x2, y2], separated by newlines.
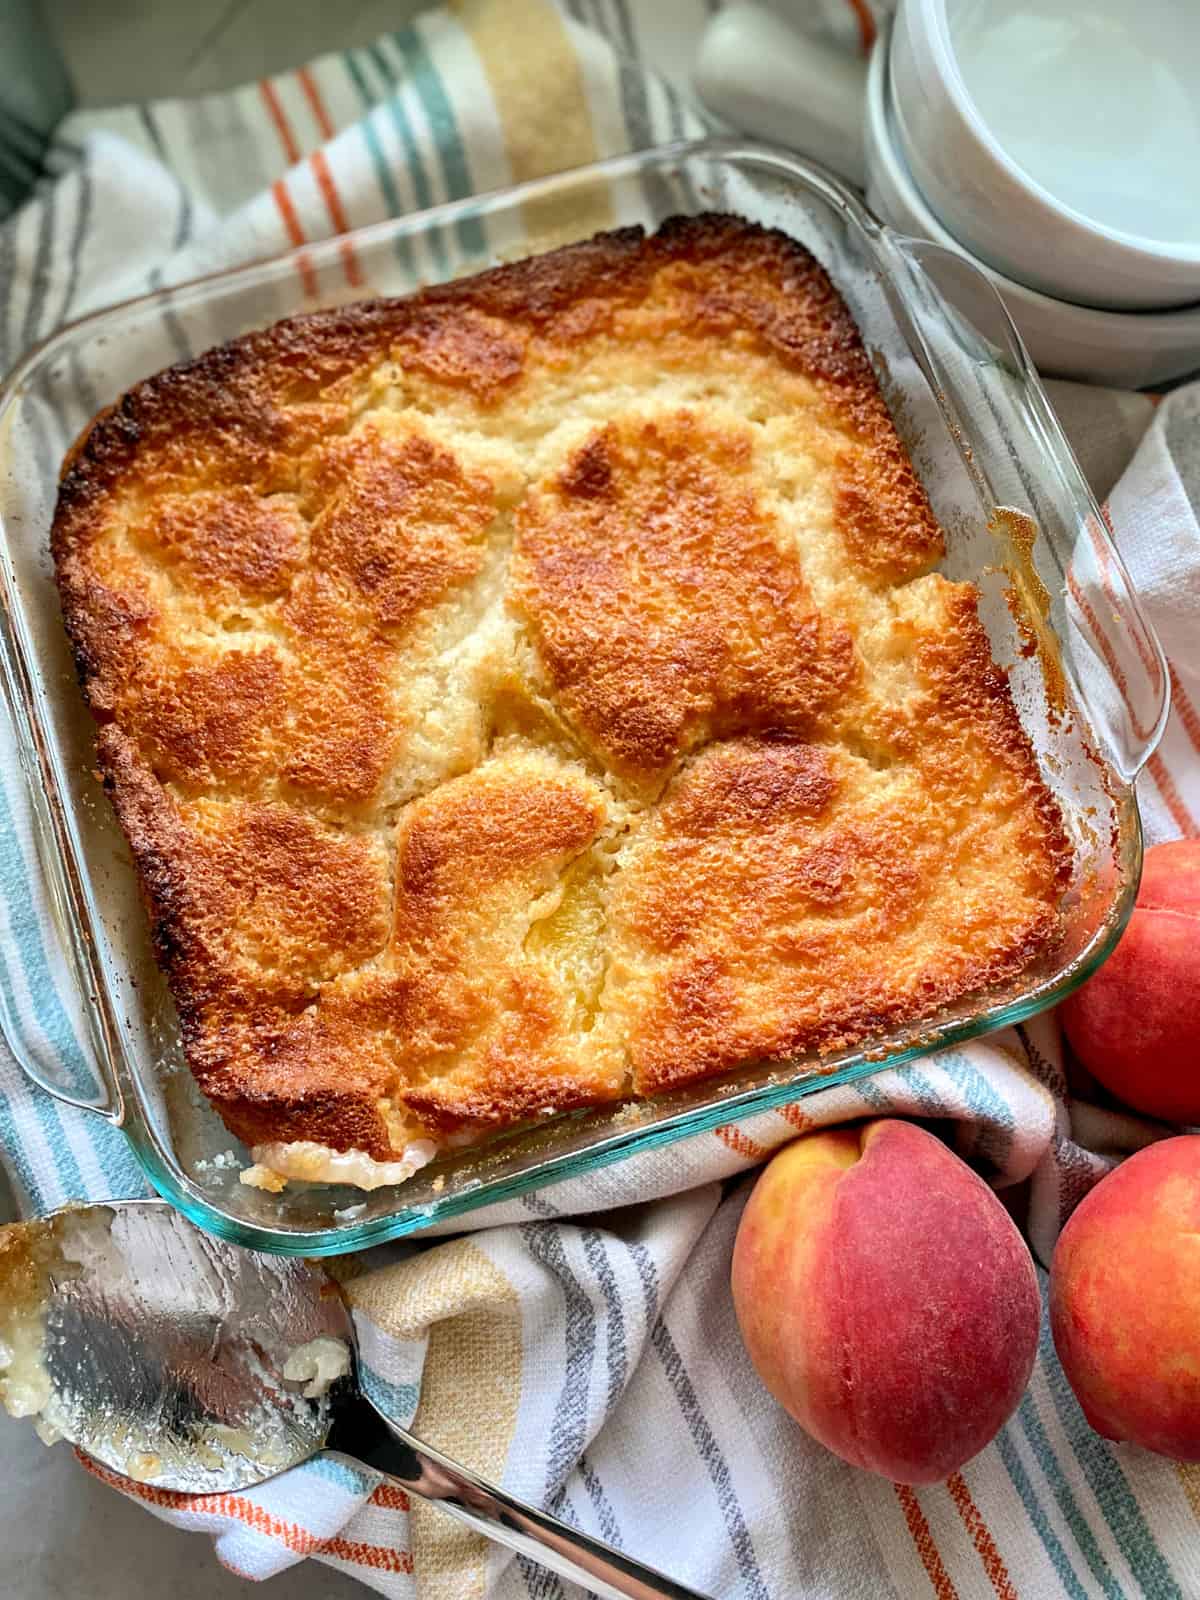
[5, 1199, 711, 1600]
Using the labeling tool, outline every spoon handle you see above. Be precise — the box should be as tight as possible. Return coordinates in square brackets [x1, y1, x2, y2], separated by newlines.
[330, 1392, 714, 1600]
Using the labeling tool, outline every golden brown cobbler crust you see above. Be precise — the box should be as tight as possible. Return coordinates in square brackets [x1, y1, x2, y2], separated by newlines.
[52, 216, 1072, 1169]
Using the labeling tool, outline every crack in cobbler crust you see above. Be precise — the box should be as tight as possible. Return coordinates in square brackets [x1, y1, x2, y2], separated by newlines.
[51, 216, 1073, 1176]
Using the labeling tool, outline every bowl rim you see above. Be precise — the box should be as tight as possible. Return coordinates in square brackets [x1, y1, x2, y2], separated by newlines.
[899, 0, 1200, 267]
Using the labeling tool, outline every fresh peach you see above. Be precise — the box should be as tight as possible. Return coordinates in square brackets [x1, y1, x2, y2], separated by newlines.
[1061, 839, 1200, 1123]
[731, 1120, 1039, 1484]
[1050, 1135, 1200, 1459]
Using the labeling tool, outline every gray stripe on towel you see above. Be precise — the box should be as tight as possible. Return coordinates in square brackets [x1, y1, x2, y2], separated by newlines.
[652, 1315, 771, 1600]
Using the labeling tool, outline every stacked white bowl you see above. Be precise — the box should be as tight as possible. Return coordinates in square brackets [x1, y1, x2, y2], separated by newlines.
[696, 0, 1200, 387]
[868, 0, 1200, 386]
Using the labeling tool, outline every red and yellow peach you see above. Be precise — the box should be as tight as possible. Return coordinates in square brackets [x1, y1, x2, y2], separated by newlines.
[1061, 839, 1200, 1123]
[731, 1119, 1040, 1483]
[1050, 1135, 1200, 1460]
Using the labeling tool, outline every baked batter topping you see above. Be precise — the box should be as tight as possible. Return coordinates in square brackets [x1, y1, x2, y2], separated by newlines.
[52, 217, 1071, 1186]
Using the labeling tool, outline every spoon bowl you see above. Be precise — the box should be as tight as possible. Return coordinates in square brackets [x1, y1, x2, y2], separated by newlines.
[29, 1200, 353, 1492]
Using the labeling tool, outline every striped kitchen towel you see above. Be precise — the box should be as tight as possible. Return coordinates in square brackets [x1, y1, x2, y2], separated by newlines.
[3, 2, 1200, 1595]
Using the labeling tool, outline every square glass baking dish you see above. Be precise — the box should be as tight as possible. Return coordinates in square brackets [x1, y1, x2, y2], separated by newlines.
[0, 139, 1167, 1254]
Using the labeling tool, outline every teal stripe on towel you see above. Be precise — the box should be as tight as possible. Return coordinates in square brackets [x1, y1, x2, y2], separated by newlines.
[939, 1050, 1016, 1173]
[0, 1085, 51, 1213]
[0, 1017, 84, 1209]
[0, 843, 86, 1203]
[0, 783, 142, 1195]
[341, 51, 416, 281]
[1037, 1310, 1182, 1599]
[342, 53, 399, 214]
[367, 42, 446, 276]
[889, 1061, 944, 1117]
[1016, 1385, 1123, 1598]
[391, 24, 486, 258]
[853, 1075, 895, 1113]
[995, 1423, 1090, 1600]
[309, 1454, 377, 1498]
[360, 1366, 420, 1425]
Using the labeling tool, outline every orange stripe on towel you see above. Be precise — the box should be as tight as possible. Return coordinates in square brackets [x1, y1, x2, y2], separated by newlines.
[714, 1124, 770, 1161]
[778, 1103, 813, 1137]
[309, 148, 351, 232]
[292, 69, 362, 286]
[271, 176, 306, 247]
[297, 67, 336, 140]
[1168, 662, 1200, 760]
[1091, 507, 1164, 688]
[271, 179, 319, 298]
[843, 0, 877, 53]
[259, 78, 301, 164]
[310, 150, 364, 286]
[1176, 1463, 1200, 1522]
[948, 1473, 1019, 1600]
[80, 1454, 413, 1573]
[1065, 569, 1159, 744]
[370, 1482, 411, 1512]
[1147, 751, 1198, 836]
[321, 1537, 414, 1573]
[894, 1483, 960, 1600]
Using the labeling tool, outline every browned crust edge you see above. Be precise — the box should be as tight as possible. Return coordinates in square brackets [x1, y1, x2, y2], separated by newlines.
[52, 214, 1070, 1165]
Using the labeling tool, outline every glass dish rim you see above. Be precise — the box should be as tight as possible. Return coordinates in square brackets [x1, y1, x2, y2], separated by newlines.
[0, 135, 1161, 1254]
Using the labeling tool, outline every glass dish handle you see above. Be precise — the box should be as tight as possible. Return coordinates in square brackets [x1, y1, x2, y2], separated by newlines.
[0, 989, 122, 1121]
[881, 233, 1170, 783]
[0, 796, 124, 1121]
[0, 583, 123, 1123]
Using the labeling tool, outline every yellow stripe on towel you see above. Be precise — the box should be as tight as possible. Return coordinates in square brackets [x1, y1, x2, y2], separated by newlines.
[1176, 1463, 1200, 1524]
[452, 0, 613, 241]
[351, 1239, 523, 1600]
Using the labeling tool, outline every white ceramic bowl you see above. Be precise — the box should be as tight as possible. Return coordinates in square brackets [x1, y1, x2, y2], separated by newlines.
[890, 0, 1200, 311]
[865, 30, 1200, 388]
